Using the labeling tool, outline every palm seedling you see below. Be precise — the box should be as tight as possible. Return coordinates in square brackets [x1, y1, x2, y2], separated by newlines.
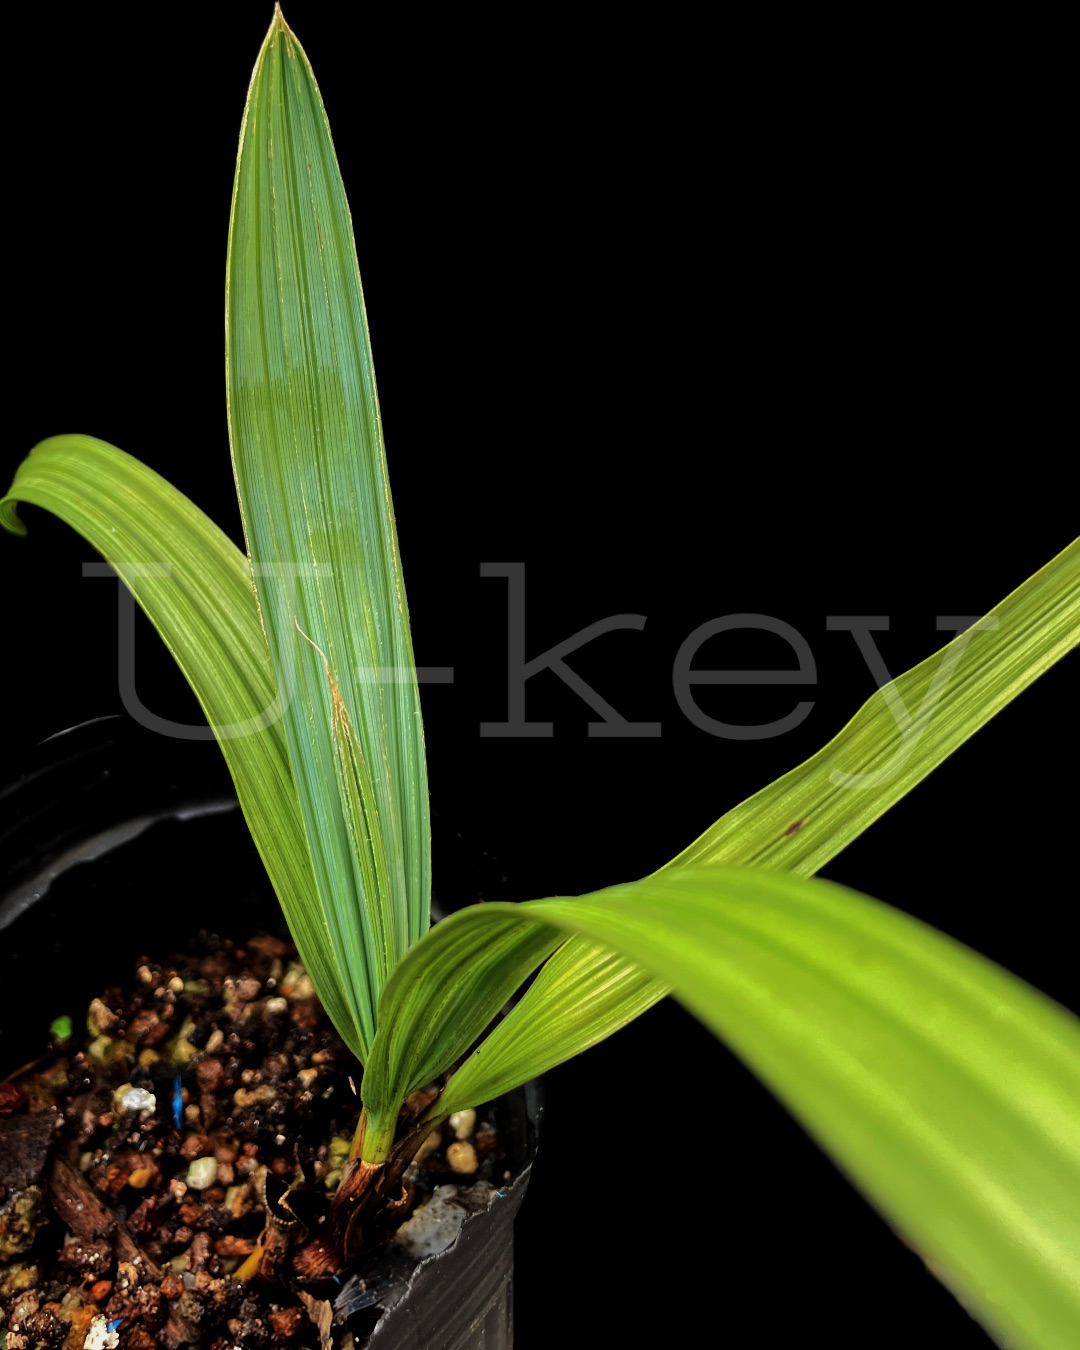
[3, 10, 1079, 1346]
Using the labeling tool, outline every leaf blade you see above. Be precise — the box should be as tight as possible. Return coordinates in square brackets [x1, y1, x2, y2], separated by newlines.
[441, 538, 1079, 1107]
[0, 434, 366, 1050]
[226, 13, 430, 1055]
[528, 872, 1080, 1350]
[662, 537, 1080, 874]
[372, 867, 1080, 1350]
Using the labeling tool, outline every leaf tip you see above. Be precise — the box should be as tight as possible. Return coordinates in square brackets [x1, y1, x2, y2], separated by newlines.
[254, 3, 289, 60]
[0, 493, 28, 538]
[270, 3, 296, 47]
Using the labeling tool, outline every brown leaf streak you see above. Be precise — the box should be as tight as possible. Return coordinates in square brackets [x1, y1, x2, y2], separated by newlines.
[293, 617, 352, 742]
[783, 818, 806, 837]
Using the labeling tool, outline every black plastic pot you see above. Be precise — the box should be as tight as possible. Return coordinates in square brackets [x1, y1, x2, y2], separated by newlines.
[0, 717, 541, 1349]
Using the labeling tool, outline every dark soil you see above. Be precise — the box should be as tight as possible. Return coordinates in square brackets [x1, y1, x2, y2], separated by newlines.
[0, 931, 507, 1350]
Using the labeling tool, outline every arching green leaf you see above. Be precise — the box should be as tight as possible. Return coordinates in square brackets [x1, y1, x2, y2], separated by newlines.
[369, 866, 1080, 1350]
[442, 539, 1078, 1110]
[0, 434, 364, 1049]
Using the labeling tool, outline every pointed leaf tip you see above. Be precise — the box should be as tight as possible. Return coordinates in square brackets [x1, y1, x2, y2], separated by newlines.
[257, 3, 291, 57]
[271, 4, 294, 41]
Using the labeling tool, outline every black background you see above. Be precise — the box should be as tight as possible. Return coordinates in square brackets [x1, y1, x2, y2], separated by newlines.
[4, 6, 1075, 1347]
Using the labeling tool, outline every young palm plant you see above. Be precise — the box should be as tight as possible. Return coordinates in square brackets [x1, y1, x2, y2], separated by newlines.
[3, 10, 1078, 1347]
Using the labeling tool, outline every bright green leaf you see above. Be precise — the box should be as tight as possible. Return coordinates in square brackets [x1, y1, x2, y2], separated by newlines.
[379, 866, 1080, 1350]
[443, 538, 1079, 1110]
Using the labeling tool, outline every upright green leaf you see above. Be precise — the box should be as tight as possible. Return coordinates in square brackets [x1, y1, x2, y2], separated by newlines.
[371, 867, 1080, 1350]
[226, 10, 429, 1058]
[0, 435, 362, 1047]
[440, 539, 1079, 1108]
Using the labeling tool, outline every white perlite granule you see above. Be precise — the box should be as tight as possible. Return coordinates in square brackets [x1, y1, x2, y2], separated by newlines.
[83, 1313, 120, 1349]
